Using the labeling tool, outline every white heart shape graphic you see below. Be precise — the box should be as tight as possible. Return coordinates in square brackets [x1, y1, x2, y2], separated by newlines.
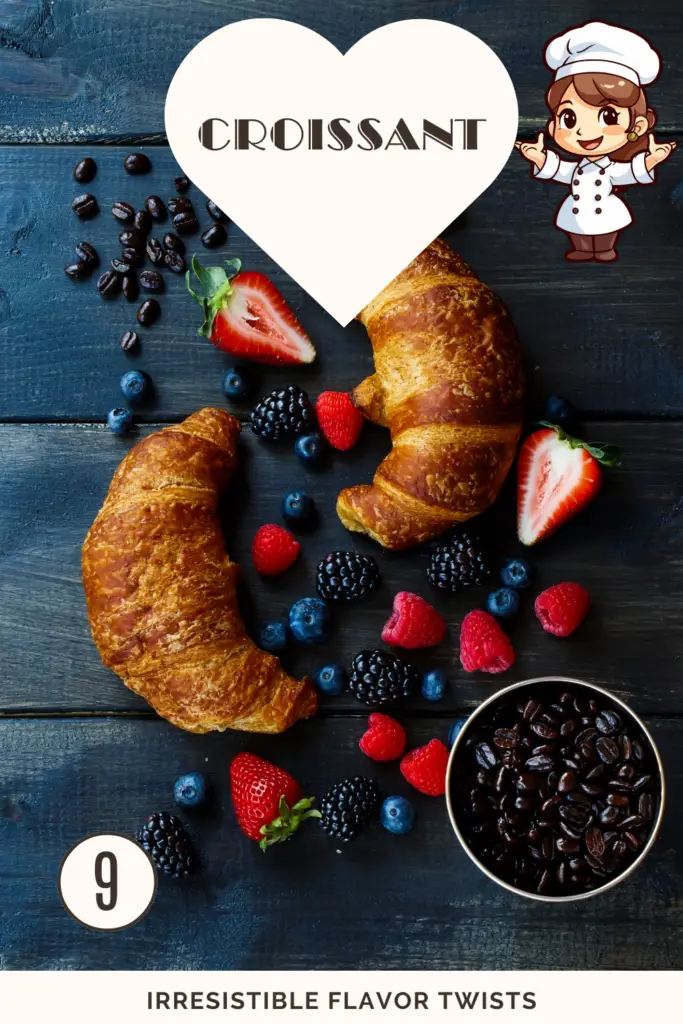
[166, 19, 518, 325]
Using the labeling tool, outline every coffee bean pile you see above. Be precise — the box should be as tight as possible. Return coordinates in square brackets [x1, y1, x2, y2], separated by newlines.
[451, 687, 660, 898]
[66, 154, 229, 351]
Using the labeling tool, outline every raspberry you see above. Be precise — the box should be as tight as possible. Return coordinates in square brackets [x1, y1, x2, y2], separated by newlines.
[534, 582, 590, 637]
[252, 524, 300, 576]
[381, 591, 446, 649]
[359, 713, 406, 762]
[459, 609, 515, 673]
[400, 739, 450, 796]
[315, 391, 364, 451]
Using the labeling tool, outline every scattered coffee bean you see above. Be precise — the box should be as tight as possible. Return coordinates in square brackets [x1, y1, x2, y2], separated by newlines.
[139, 269, 164, 292]
[122, 273, 139, 301]
[64, 262, 90, 279]
[119, 228, 145, 251]
[73, 157, 97, 183]
[75, 241, 99, 267]
[111, 257, 132, 275]
[172, 211, 199, 234]
[163, 232, 185, 255]
[72, 193, 99, 219]
[451, 686, 660, 898]
[163, 249, 186, 274]
[122, 246, 143, 267]
[167, 196, 193, 214]
[137, 298, 160, 326]
[97, 269, 122, 298]
[206, 199, 228, 222]
[145, 196, 166, 219]
[201, 223, 227, 248]
[174, 175, 190, 192]
[112, 200, 134, 224]
[120, 330, 140, 352]
[124, 153, 152, 175]
[134, 209, 151, 234]
[146, 238, 164, 265]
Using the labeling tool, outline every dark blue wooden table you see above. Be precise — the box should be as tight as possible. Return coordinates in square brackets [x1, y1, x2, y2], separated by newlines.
[1, 0, 682, 970]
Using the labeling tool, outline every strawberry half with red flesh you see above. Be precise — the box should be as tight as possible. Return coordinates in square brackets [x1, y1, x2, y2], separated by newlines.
[517, 424, 619, 546]
[230, 752, 320, 851]
[187, 256, 316, 365]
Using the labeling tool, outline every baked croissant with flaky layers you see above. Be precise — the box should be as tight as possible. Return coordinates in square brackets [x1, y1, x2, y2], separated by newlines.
[337, 239, 525, 550]
[82, 408, 317, 733]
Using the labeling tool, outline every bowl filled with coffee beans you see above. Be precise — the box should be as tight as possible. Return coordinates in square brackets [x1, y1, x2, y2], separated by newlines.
[446, 677, 665, 902]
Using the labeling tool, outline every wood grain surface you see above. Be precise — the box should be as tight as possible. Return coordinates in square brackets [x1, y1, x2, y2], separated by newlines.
[1, 715, 681, 971]
[2, 0, 683, 974]
[2, 147, 683, 420]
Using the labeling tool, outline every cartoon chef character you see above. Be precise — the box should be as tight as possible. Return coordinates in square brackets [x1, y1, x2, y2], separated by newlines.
[516, 22, 676, 261]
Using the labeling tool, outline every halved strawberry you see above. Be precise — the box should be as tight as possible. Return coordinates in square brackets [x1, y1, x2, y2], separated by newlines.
[187, 256, 316, 365]
[517, 423, 619, 545]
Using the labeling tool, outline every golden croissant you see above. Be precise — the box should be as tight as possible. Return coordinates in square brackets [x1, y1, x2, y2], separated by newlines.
[82, 408, 317, 733]
[337, 239, 525, 550]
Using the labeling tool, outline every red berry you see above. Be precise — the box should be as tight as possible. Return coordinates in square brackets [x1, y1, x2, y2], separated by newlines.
[315, 391, 364, 451]
[359, 713, 406, 761]
[252, 524, 300, 576]
[230, 752, 319, 849]
[535, 582, 590, 637]
[381, 591, 446, 648]
[460, 609, 515, 673]
[400, 739, 449, 796]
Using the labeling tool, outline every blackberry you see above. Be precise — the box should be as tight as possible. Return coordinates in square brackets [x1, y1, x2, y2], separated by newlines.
[348, 649, 419, 707]
[319, 776, 380, 842]
[316, 551, 380, 602]
[427, 531, 493, 592]
[137, 812, 195, 878]
[250, 385, 314, 442]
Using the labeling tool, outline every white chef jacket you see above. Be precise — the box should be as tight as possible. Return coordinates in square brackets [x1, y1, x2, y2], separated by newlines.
[534, 151, 654, 234]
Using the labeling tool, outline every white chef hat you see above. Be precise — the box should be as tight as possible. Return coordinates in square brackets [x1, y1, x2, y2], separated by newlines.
[545, 21, 660, 87]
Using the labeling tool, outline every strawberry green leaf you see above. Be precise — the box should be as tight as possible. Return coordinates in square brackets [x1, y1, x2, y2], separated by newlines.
[258, 795, 321, 852]
[186, 256, 242, 340]
[539, 422, 621, 467]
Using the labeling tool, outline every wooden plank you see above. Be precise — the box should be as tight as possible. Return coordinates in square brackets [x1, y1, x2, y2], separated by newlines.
[1, 146, 683, 421]
[2, 420, 683, 716]
[1, 0, 682, 140]
[0, 714, 680, 970]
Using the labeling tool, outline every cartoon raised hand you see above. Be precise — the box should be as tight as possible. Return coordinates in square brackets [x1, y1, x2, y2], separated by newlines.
[514, 132, 547, 171]
[645, 132, 677, 172]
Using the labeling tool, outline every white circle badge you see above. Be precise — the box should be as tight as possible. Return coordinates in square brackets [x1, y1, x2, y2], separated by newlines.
[58, 833, 157, 931]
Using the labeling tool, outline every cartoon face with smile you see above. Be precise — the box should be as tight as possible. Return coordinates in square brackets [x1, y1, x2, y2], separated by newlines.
[516, 22, 676, 262]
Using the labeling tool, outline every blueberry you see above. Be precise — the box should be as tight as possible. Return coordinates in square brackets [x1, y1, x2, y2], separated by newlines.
[107, 407, 134, 435]
[421, 668, 447, 702]
[448, 717, 469, 748]
[288, 597, 330, 644]
[543, 395, 579, 431]
[173, 772, 208, 809]
[315, 663, 346, 696]
[294, 431, 326, 463]
[500, 557, 532, 590]
[221, 367, 251, 400]
[487, 587, 521, 618]
[120, 369, 152, 403]
[380, 795, 415, 835]
[259, 621, 287, 652]
[282, 490, 315, 524]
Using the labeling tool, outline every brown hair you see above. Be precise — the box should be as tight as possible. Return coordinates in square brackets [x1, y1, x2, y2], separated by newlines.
[546, 73, 656, 161]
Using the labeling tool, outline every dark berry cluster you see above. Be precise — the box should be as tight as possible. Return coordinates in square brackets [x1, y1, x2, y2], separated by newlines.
[137, 812, 195, 878]
[427, 531, 492, 592]
[250, 385, 315, 441]
[316, 551, 380, 601]
[348, 649, 419, 707]
[319, 776, 380, 842]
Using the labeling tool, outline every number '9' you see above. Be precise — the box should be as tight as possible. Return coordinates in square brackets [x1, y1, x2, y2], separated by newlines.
[95, 851, 118, 911]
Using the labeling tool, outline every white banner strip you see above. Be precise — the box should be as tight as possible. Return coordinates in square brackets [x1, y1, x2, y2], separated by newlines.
[1, 971, 681, 1023]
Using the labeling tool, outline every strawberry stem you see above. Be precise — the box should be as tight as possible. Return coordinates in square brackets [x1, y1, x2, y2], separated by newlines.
[258, 795, 321, 852]
[186, 256, 242, 339]
[539, 422, 621, 467]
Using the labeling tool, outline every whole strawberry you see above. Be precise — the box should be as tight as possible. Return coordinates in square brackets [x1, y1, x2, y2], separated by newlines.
[460, 609, 515, 673]
[400, 739, 450, 796]
[230, 752, 320, 850]
[535, 582, 590, 636]
[315, 391, 364, 450]
[381, 591, 446, 649]
[252, 524, 300, 576]
[359, 713, 406, 762]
